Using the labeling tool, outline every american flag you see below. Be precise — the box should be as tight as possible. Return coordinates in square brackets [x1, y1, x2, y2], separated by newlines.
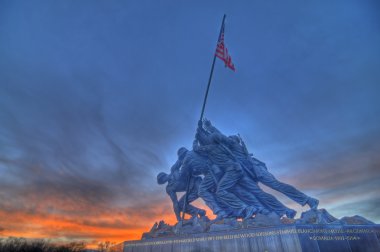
[215, 22, 235, 71]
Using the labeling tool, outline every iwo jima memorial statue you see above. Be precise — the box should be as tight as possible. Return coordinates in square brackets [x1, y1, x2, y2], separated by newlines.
[111, 15, 380, 252]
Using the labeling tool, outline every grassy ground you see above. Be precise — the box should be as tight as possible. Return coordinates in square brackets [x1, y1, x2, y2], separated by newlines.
[0, 237, 87, 252]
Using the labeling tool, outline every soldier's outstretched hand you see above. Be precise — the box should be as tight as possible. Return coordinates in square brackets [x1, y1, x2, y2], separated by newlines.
[198, 119, 203, 128]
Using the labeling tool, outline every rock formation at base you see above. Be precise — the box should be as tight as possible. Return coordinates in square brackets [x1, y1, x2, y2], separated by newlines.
[142, 209, 375, 240]
[141, 209, 375, 240]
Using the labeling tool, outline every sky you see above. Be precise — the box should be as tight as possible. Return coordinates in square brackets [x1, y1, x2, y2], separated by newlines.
[1, 0, 380, 248]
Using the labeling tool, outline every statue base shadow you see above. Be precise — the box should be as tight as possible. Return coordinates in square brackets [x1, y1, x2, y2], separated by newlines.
[110, 209, 380, 252]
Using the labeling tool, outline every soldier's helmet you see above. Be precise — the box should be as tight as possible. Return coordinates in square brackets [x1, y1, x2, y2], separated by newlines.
[228, 135, 240, 143]
[157, 172, 168, 184]
[177, 147, 188, 158]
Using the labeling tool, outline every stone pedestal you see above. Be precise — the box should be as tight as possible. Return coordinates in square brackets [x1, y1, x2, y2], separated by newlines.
[111, 224, 380, 252]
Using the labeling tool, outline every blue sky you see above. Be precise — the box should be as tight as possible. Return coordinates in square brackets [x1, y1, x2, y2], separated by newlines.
[0, 0, 379, 245]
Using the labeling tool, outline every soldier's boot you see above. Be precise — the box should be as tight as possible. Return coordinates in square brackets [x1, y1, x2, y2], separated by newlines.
[307, 197, 319, 210]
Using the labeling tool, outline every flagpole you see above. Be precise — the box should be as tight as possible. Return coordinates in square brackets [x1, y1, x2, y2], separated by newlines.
[199, 14, 226, 121]
[180, 14, 227, 224]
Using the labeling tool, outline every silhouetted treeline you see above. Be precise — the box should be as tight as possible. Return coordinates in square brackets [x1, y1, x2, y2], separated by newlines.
[0, 237, 86, 252]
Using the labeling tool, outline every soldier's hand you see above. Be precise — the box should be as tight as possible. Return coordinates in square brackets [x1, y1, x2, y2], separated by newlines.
[198, 119, 202, 127]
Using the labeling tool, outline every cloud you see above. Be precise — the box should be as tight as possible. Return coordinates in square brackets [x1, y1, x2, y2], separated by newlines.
[0, 66, 177, 246]
[0, 197, 176, 246]
[251, 128, 380, 221]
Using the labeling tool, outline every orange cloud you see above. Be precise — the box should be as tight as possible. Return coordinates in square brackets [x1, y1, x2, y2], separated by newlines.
[0, 198, 214, 249]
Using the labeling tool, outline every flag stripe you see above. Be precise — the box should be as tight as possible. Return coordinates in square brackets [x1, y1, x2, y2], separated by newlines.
[214, 23, 235, 71]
